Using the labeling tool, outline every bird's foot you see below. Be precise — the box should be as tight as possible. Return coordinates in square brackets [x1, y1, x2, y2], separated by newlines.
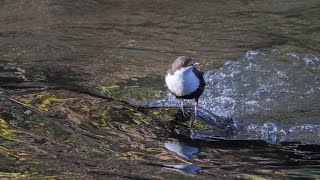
[189, 115, 201, 128]
[189, 119, 194, 128]
[190, 128, 195, 139]
[181, 109, 189, 118]
[189, 116, 198, 128]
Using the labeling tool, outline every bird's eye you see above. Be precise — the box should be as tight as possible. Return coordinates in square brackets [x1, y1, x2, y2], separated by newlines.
[186, 61, 193, 66]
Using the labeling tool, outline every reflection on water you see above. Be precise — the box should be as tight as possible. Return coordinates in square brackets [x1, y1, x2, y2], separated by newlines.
[163, 165, 202, 175]
[163, 138, 201, 174]
[164, 138, 200, 160]
[161, 134, 320, 178]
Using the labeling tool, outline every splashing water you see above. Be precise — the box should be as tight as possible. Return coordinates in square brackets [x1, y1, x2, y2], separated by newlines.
[151, 50, 320, 143]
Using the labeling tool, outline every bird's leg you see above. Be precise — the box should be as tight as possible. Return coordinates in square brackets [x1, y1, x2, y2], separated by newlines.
[189, 98, 198, 128]
[180, 99, 187, 117]
[194, 98, 199, 118]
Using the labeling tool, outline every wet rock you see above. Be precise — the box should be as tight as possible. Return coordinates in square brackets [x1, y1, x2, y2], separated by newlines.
[0, 65, 27, 83]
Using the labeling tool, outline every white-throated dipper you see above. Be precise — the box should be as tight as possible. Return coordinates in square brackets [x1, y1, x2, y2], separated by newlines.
[165, 56, 206, 127]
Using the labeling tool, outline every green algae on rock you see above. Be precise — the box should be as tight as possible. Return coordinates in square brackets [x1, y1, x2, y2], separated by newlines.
[0, 87, 203, 179]
[98, 84, 165, 106]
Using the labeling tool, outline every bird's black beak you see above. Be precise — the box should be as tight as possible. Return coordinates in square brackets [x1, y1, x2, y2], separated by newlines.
[188, 62, 201, 66]
[192, 62, 201, 66]
[186, 60, 201, 67]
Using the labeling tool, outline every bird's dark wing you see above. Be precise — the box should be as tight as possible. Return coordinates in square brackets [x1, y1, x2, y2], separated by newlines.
[192, 68, 206, 88]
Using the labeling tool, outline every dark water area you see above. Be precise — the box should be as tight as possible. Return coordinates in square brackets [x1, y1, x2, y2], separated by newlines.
[0, 0, 320, 179]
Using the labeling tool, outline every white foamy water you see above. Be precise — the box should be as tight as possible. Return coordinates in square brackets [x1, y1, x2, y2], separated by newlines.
[151, 50, 320, 143]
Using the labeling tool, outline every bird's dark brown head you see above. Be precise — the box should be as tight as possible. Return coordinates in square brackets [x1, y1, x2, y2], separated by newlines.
[171, 56, 199, 72]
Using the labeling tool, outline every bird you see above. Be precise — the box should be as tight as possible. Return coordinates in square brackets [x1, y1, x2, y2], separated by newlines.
[165, 56, 206, 127]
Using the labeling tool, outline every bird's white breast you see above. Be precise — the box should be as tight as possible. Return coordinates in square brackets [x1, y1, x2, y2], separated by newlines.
[165, 67, 200, 96]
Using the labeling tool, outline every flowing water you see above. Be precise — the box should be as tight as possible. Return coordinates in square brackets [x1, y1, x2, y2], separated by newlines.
[0, 0, 320, 179]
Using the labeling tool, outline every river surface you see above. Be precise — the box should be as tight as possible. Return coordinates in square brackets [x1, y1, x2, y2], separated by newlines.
[0, 0, 320, 179]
